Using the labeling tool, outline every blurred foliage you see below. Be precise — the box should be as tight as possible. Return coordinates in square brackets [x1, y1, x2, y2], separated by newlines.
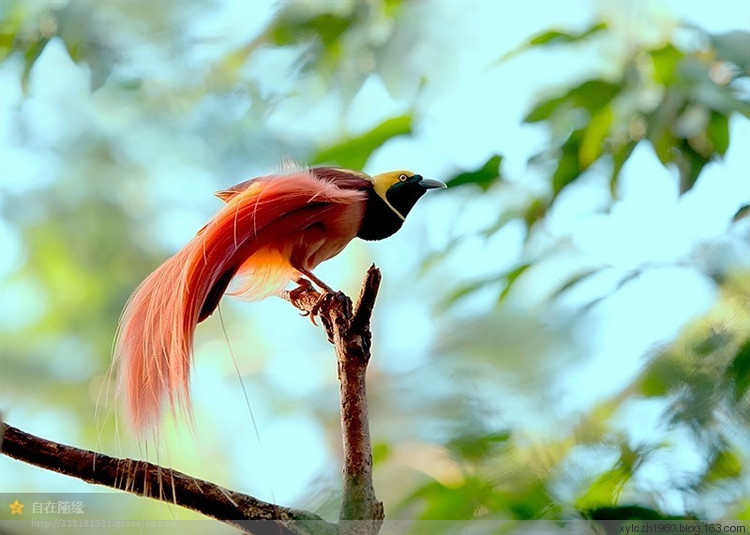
[638, 271, 750, 437]
[312, 114, 412, 169]
[445, 154, 503, 191]
[441, 19, 749, 315]
[1, 0, 749, 531]
[413, 16, 749, 528]
[520, 22, 748, 196]
[1, 0, 116, 90]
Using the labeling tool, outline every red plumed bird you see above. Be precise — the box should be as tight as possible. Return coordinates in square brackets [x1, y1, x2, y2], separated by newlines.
[114, 167, 445, 431]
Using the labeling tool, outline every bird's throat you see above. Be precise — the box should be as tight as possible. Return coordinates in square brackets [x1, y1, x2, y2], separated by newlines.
[357, 192, 407, 241]
[357, 186, 426, 241]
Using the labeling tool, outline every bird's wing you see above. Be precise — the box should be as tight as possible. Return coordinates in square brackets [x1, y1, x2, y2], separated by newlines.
[215, 167, 372, 203]
[214, 178, 258, 202]
[309, 167, 373, 188]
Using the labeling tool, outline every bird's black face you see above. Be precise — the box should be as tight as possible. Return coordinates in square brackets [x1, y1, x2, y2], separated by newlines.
[385, 174, 439, 218]
[358, 172, 446, 241]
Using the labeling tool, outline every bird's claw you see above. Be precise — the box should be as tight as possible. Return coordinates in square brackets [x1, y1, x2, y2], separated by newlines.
[287, 277, 342, 330]
[308, 291, 333, 326]
[288, 279, 314, 309]
[287, 281, 329, 325]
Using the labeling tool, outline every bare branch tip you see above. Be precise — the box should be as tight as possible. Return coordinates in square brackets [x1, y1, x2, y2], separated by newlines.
[366, 264, 381, 283]
[351, 267, 382, 332]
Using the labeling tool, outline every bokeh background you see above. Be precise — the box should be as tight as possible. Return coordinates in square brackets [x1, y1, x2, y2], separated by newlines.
[1, 0, 748, 532]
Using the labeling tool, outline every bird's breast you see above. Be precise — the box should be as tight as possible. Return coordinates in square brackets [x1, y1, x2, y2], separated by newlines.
[289, 200, 367, 270]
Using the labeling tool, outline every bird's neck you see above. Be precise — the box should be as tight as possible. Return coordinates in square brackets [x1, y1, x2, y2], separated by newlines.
[357, 189, 425, 241]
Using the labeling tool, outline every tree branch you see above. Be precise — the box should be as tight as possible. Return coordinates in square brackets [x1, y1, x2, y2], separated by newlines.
[0, 422, 335, 535]
[283, 264, 384, 534]
[2, 265, 384, 535]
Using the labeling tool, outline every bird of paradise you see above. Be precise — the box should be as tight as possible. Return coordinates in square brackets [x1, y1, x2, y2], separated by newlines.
[114, 167, 445, 431]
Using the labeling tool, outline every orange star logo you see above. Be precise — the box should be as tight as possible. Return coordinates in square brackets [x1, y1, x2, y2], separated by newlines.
[8, 499, 24, 515]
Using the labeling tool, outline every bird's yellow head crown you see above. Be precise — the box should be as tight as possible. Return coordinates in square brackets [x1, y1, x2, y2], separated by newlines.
[371, 170, 417, 201]
[370, 170, 446, 221]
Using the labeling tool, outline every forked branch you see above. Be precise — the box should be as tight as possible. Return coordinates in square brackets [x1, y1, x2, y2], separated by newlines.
[283, 264, 384, 534]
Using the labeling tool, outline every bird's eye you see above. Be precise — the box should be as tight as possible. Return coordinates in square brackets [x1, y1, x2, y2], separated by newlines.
[398, 174, 408, 182]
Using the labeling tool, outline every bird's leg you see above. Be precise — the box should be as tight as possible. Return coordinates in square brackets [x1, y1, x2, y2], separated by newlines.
[296, 268, 333, 294]
[288, 277, 316, 318]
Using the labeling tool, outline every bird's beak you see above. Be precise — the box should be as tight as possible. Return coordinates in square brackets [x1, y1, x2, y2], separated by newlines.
[418, 178, 447, 190]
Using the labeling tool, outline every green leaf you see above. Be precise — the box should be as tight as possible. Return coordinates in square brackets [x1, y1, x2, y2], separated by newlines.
[447, 430, 511, 463]
[269, 12, 353, 47]
[705, 449, 743, 482]
[311, 115, 412, 170]
[439, 262, 532, 309]
[523, 198, 549, 228]
[524, 79, 620, 123]
[728, 338, 750, 401]
[706, 111, 730, 156]
[0, 31, 16, 62]
[580, 106, 613, 167]
[651, 129, 678, 166]
[506, 481, 557, 519]
[576, 466, 631, 510]
[675, 138, 710, 193]
[499, 22, 608, 62]
[523, 94, 568, 123]
[575, 80, 622, 113]
[648, 92, 682, 166]
[576, 443, 649, 511]
[733, 204, 750, 222]
[481, 210, 521, 238]
[639, 370, 669, 398]
[397, 477, 497, 522]
[446, 154, 503, 190]
[651, 44, 683, 86]
[692, 330, 731, 357]
[548, 268, 604, 301]
[440, 273, 506, 309]
[528, 22, 608, 46]
[639, 353, 687, 397]
[498, 262, 532, 302]
[610, 141, 638, 196]
[552, 129, 584, 194]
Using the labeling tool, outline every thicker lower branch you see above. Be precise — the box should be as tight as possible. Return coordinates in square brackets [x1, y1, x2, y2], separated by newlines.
[4, 265, 384, 535]
[0, 423, 335, 535]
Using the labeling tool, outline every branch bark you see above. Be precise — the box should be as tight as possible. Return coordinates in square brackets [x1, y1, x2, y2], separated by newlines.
[0, 422, 335, 535]
[1, 265, 385, 535]
[283, 264, 384, 535]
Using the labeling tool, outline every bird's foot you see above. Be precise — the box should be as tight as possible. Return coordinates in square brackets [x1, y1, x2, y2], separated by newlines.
[287, 279, 338, 326]
[288, 279, 316, 317]
[309, 291, 335, 326]
[290, 269, 340, 325]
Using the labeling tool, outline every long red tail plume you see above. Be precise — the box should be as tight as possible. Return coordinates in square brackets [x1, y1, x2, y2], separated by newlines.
[114, 171, 366, 432]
